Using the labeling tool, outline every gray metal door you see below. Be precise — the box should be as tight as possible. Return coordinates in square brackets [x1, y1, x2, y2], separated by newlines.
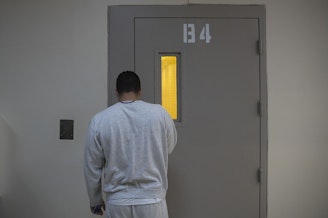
[108, 5, 267, 218]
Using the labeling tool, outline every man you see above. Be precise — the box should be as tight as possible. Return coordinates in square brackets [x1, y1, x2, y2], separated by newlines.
[84, 71, 177, 218]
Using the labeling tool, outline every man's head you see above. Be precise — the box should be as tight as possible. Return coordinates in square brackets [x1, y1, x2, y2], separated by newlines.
[116, 71, 141, 96]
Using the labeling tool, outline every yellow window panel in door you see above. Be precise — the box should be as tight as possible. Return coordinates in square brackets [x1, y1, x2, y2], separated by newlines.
[161, 56, 177, 120]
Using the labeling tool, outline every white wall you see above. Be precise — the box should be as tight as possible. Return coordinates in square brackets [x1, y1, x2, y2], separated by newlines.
[0, 0, 327, 218]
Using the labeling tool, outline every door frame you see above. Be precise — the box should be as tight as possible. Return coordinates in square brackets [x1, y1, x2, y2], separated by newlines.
[108, 5, 267, 218]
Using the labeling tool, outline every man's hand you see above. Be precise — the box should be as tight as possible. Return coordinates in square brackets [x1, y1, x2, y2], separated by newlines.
[90, 203, 106, 216]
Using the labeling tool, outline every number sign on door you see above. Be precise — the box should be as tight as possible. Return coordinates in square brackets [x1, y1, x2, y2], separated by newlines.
[183, 23, 212, 44]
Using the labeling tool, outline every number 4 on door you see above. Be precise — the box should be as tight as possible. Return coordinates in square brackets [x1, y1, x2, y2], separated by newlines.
[200, 24, 211, 43]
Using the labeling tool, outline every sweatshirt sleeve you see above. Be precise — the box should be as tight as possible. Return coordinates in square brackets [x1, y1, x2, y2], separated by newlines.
[84, 120, 105, 206]
[164, 112, 177, 154]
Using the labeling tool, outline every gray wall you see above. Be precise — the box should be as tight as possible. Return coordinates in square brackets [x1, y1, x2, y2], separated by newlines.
[0, 0, 327, 218]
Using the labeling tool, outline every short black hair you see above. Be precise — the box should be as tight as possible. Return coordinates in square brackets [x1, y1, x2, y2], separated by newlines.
[116, 71, 141, 95]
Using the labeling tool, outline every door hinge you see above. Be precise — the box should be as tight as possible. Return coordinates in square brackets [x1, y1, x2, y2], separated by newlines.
[257, 168, 264, 184]
[257, 101, 263, 117]
[257, 40, 263, 55]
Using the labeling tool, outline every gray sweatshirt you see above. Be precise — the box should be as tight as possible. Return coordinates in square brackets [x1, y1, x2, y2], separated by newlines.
[84, 100, 177, 206]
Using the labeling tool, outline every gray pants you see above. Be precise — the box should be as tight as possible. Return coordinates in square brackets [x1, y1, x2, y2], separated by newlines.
[106, 200, 169, 218]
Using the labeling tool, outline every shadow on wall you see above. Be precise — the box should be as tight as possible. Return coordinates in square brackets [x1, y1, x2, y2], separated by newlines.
[0, 115, 42, 218]
[0, 115, 18, 218]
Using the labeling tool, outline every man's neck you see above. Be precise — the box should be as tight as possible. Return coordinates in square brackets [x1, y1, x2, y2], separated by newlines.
[118, 92, 140, 102]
